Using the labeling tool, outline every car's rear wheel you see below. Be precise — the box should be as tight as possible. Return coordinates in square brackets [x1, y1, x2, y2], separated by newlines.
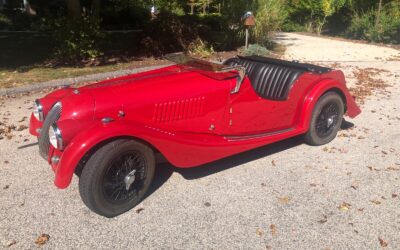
[79, 139, 155, 217]
[305, 92, 344, 146]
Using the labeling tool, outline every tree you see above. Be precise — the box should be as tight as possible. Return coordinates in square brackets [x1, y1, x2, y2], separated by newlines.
[375, 0, 383, 26]
[66, 0, 81, 18]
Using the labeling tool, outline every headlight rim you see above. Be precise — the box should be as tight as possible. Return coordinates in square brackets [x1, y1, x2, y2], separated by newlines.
[49, 124, 63, 150]
[33, 99, 44, 121]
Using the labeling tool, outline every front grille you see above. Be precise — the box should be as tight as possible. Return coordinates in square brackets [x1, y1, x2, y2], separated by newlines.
[38, 102, 62, 160]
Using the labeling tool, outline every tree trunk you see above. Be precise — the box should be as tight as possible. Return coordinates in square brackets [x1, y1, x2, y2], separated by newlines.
[91, 0, 100, 19]
[375, 0, 383, 27]
[67, 0, 81, 18]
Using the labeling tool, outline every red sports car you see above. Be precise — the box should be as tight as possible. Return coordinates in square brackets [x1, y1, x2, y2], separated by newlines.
[29, 53, 361, 217]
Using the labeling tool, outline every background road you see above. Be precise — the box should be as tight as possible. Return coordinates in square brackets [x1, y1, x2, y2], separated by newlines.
[1, 33, 400, 249]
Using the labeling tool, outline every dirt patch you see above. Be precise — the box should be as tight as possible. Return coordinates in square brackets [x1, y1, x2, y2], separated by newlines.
[349, 67, 391, 104]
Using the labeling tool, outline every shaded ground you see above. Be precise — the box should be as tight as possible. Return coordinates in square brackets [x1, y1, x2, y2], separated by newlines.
[1, 33, 400, 249]
[0, 31, 240, 88]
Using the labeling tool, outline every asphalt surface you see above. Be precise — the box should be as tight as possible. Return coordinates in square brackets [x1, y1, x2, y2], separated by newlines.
[1, 33, 400, 249]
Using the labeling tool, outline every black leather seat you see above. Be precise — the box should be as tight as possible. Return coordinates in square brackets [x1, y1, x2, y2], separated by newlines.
[224, 56, 330, 100]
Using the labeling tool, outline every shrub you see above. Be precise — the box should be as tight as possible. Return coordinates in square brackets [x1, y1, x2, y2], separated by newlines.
[0, 13, 11, 30]
[281, 21, 308, 32]
[254, 0, 287, 46]
[188, 38, 214, 58]
[50, 15, 104, 62]
[347, 2, 400, 44]
[140, 11, 199, 56]
[240, 44, 269, 56]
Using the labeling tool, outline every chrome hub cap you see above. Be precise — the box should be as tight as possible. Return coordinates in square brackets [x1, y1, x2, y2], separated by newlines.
[124, 169, 137, 191]
[327, 117, 334, 127]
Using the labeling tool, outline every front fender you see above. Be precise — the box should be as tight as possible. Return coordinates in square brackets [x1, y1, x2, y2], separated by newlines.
[54, 120, 162, 189]
[298, 78, 361, 131]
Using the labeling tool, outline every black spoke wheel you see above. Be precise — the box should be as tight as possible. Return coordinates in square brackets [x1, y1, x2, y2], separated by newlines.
[102, 151, 147, 204]
[305, 92, 344, 146]
[79, 139, 155, 217]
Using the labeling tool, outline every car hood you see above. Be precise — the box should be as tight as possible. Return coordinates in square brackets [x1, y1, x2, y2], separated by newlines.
[77, 65, 209, 119]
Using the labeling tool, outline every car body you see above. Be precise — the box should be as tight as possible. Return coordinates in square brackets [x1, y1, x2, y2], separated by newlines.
[29, 53, 361, 217]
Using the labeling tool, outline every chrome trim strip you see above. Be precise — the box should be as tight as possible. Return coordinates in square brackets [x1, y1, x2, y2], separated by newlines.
[34, 99, 44, 121]
[224, 128, 294, 142]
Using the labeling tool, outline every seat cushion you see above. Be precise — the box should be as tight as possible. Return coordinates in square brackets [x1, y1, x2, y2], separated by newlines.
[224, 57, 305, 100]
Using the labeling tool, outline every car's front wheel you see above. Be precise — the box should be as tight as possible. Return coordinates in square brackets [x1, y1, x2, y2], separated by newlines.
[305, 91, 344, 146]
[79, 139, 155, 217]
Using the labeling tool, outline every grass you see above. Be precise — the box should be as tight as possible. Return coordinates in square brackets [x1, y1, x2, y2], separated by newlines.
[0, 63, 135, 88]
[0, 32, 144, 88]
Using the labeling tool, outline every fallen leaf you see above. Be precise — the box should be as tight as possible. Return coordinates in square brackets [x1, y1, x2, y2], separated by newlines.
[278, 196, 291, 204]
[135, 208, 144, 214]
[270, 224, 277, 236]
[367, 166, 373, 171]
[339, 202, 351, 211]
[379, 237, 388, 247]
[6, 240, 16, 247]
[16, 125, 28, 131]
[204, 202, 211, 207]
[351, 182, 359, 190]
[370, 200, 381, 205]
[318, 215, 328, 224]
[18, 117, 27, 122]
[271, 160, 276, 166]
[381, 151, 388, 155]
[392, 194, 398, 198]
[310, 183, 317, 187]
[358, 208, 364, 212]
[35, 234, 50, 246]
[3, 160, 9, 164]
[256, 228, 263, 236]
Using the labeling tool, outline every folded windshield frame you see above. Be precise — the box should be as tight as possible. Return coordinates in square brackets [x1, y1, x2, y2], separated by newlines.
[164, 52, 245, 94]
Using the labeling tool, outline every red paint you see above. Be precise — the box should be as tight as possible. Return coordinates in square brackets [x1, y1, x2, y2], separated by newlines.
[29, 64, 361, 189]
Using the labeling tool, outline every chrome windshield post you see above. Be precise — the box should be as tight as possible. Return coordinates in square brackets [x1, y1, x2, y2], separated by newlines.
[230, 66, 245, 94]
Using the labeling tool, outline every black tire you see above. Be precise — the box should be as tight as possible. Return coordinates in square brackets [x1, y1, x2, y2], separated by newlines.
[305, 92, 344, 146]
[79, 139, 155, 217]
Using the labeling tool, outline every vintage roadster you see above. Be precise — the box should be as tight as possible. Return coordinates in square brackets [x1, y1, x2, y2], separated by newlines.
[29, 53, 361, 217]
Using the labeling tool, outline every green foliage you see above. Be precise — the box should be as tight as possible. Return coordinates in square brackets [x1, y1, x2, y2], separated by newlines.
[240, 44, 269, 56]
[254, 0, 287, 45]
[50, 15, 104, 62]
[140, 11, 200, 56]
[0, 13, 11, 30]
[188, 38, 215, 57]
[286, 0, 349, 34]
[347, 2, 400, 44]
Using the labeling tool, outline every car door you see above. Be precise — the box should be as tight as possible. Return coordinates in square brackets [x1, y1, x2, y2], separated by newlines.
[222, 77, 298, 136]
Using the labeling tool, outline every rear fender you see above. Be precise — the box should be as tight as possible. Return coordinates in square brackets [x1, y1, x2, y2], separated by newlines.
[298, 78, 361, 131]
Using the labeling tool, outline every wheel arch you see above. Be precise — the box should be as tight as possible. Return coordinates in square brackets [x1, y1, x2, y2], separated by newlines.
[54, 122, 168, 189]
[74, 135, 161, 177]
[298, 79, 352, 131]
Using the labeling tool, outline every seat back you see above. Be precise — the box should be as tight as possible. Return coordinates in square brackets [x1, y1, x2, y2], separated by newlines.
[224, 57, 305, 100]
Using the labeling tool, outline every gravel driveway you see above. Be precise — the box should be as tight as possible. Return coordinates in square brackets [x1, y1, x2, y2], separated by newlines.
[1, 33, 400, 249]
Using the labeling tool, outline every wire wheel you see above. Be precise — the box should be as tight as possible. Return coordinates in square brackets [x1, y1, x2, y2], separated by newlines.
[315, 102, 340, 139]
[102, 151, 147, 204]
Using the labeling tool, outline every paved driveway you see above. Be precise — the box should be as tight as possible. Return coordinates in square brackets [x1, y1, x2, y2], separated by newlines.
[1, 33, 400, 249]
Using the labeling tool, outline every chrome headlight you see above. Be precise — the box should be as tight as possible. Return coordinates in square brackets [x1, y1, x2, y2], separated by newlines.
[49, 124, 63, 150]
[33, 100, 44, 121]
